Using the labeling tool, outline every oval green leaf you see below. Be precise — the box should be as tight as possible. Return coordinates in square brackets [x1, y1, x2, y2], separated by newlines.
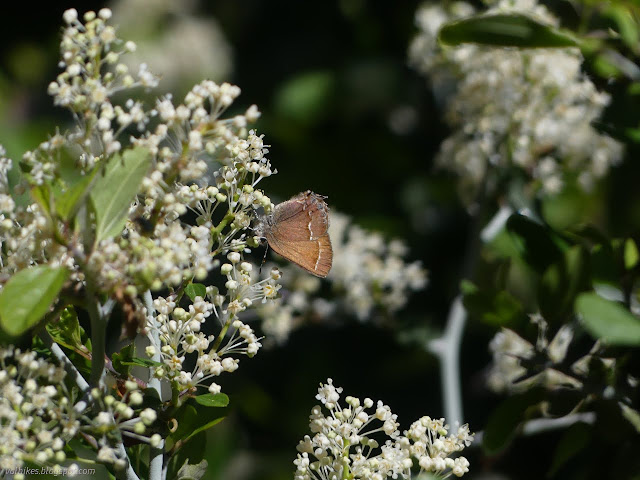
[90, 146, 151, 243]
[185, 283, 207, 302]
[604, 5, 640, 53]
[483, 389, 544, 455]
[120, 357, 165, 368]
[176, 459, 209, 480]
[547, 421, 591, 476]
[0, 265, 68, 336]
[506, 214, 565, 273]
[46, 306, 86, 352]
[194, 393, 229, 408]
[55, 166, 100, 221]
[438, 13, 579, 48]
[539, 245, 590, 324]
[274, 71, 335, 124]
[624, 238, 639, 270]
[620, 403, 640, 433]
[575, 293, 640, 346]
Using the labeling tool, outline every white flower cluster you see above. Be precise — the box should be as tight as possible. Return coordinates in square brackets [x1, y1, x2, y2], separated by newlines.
[257, 213, 428, 343]
[88, 78, 274, 296]
[0, 346, 160, 473]
[145, 266, 276, 394]
[0, 146, 14, 217]
[488, 314, 581, 392]
[3, 9, 285, 406]
[89, 381, 160, 469]
[111, 0, 233, 92]
[5, 9, 277, 306]
[34, 8, 276, 302]
[24, 8, 160, 181]
[409, 0, 623, 200]
[91, 220, 213, 295]
[328, 213, 428, 319]
[294, 379, 474, 480]
[0, 346, 75, 472]
[0, 146, 75, 281]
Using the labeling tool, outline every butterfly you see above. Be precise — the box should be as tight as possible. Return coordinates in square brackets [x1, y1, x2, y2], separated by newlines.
[255, 191, 333, 277]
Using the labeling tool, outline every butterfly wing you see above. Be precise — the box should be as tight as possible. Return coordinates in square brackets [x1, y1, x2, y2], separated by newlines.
[266, 231, 333, 278]
[271, 191, 329, 242]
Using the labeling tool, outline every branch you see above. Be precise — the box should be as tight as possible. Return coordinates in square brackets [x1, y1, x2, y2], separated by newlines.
[39, 331, 91, 413]
[144, 289, 166, 480]
[41, 327, 140, 480]
[86, 279, 107, 388]
[428, 204, 513, 425]
[471, 412, 596, 445]
[115, 442, 141, 480]
[428, 296, 465, 425]
[522, 412, 596, 435]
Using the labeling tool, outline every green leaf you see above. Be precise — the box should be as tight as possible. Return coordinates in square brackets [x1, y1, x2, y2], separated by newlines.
[539, 245, 591, 323]
[170, 398, 228, 447]
[170, 431, 207, 476]
[0, 265, 68, 336]
[56, 146, 85, 185]
[31, 165, 99, 224]
[592, 52, 624, 79]
[184, 283, 207, 301]
[274, 71, 335, 125]
[30, 184, 53, 221]
[54, 166, 100, 221]
[170, 404, 200, 445]
[506, 214, 565, 274]
[460, 279, 477, 296]
[121, 357, 165, 368]
[46, 306, 88, 353]
[483, 389, 544, 455]
[620, 403, 640, 432]
[438, 13, 579, 48]
[547, 421, 591, 477]
[604, 5, 640, 53]
[575, 293, 640, 346]
[463, 286, 525, 327]
[90, 147, 151, 243]
[624, 238, 639, 270]
[193, 393, 229, 408]
[112, 344, 135, 376]
[188, 417, 225, 442]
[590, 242, 620, 286]
[176, 459, 209, 480]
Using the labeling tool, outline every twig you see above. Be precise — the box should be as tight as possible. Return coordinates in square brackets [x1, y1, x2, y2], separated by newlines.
[522, 412, 596, 435]
[429, 296, 466, 425]
[86, 279, 107, 388]
[40, 327, 140, 480]
[39, 331, 91, 413]
[471, 412, 596, 445]
[144, 289, 166, 480]
[429, 205, 513, 425]
[115, 442, 141, 480]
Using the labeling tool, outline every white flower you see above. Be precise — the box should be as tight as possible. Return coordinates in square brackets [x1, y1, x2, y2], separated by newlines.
[409, 0, 623, 201]
[97, 446, 118, 463]
[140, 408, 157, 425]
[63, 8, 78, 24]
[294, 380, 473, 479]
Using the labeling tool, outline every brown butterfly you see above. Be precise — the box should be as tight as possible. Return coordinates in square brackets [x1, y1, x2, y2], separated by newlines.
[256, 191, 333, 277]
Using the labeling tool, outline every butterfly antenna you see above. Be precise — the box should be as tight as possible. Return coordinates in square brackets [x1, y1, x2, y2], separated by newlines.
[260, 242, 269, 276]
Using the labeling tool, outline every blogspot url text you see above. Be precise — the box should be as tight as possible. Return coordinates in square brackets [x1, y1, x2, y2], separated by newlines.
[0, 466, 96, 476]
